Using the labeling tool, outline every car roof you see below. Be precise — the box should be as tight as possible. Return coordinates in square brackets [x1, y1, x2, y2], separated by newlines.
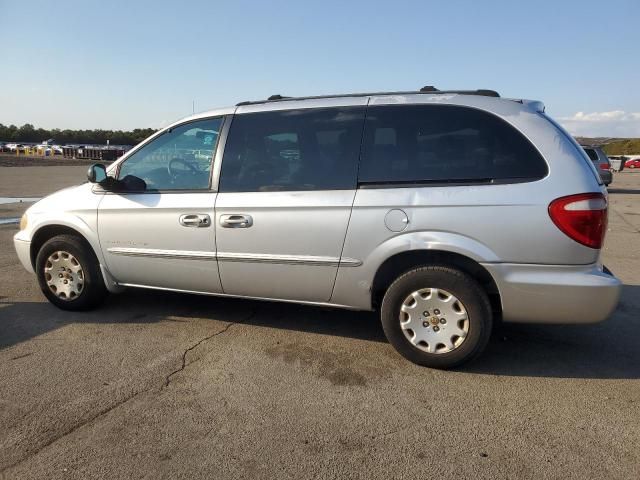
[167, 87, 544, 128]
[234, 88, 500, 107]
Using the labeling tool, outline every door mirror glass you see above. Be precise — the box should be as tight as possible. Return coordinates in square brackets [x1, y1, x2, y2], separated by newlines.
[87, 163, 107, 183]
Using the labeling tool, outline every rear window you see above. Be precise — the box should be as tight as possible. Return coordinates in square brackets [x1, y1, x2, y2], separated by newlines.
[358, 105, 548, 185]
[583, 148, 599, 162]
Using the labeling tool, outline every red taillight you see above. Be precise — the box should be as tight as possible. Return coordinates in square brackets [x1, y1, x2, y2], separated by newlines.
[599, 163, 610, 171]
[548, 193, 608, 249]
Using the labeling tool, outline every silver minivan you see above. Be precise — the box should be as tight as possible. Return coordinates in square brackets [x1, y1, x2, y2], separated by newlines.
[14, 88, 621, 368]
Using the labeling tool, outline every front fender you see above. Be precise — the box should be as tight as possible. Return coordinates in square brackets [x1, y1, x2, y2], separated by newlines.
[20, 213, 123, 293]
[23, 212, 103, 266]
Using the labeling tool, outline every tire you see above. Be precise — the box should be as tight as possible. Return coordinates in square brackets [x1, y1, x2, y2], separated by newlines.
[35, 234, 107, 311]
[380, 266, 492, 368]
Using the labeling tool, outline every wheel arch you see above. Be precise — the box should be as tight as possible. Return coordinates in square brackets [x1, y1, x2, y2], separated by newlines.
[370, 249, 502, 317]
[30, 224, 95, 270]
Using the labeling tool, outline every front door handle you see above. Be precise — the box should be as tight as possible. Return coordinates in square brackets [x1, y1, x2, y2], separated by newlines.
[179, 214, 211, 228]
[219, 214, 253, 228]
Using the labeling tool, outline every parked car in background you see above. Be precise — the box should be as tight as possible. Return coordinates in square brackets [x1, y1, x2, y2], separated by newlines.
[14, 87, 621, 368]
[582, 145, 613, 186]
[625, 158, 640, 169]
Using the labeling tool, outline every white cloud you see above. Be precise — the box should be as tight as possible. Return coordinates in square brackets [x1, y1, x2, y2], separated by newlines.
[558, 111, 640, 138]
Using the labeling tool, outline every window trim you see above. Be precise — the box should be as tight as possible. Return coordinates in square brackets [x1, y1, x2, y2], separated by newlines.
[357, 176, 543, 189]
[357, 104, 549, 187]
[110, 115, 227, 194]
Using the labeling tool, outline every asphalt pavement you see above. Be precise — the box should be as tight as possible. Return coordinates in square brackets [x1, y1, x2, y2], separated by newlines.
[0, 166, 638, 479]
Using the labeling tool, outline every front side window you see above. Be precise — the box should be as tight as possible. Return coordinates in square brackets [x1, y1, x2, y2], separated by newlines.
[219, 107, 365, 192]
[118, 117, 223, 191]
[359, 105, 548, 184]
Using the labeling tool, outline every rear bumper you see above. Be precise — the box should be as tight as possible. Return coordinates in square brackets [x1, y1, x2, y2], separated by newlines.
[600, 170, 613, 185]
[482, 262, 621, 324]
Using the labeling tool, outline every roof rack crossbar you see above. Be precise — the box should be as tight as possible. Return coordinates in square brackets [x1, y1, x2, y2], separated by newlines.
[236, 88, 500, 106]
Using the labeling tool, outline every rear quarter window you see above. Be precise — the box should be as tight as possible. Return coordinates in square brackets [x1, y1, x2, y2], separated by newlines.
[358, 104, 548, 185]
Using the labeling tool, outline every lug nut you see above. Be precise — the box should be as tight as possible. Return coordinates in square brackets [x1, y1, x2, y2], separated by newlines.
[58, 274, 63, 278]
[434, 309, 440, 315]
[63, 280, 68, 284]
[422, 321, 429, 328]
[423, 311, 429, 317]
[433, 326, 440, 332]
[440, 318, 446, 324]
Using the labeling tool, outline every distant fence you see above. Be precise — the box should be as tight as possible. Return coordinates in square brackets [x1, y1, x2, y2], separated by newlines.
[62, 147, 127, 161]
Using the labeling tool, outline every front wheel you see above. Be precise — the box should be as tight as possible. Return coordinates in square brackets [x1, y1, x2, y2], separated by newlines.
[380, 266, 492, 368]
[36, 234, 108, 311]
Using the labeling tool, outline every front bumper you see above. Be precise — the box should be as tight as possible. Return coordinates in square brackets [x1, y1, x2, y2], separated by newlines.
[482, 262, 621, 324]
[14, 233, 34, 274]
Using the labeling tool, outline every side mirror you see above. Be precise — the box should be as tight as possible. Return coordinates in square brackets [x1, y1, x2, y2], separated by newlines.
[87, 163, 107, 183]
[120, 174, 147, 192]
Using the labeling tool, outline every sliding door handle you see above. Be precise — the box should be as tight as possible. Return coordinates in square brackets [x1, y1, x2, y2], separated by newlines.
[219, 214, 253, 228]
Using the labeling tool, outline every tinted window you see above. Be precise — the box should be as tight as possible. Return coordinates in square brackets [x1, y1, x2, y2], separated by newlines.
[359, 105, 548, 184]
[219, 107, 364, 192]
[118, 117, 222, 191]
[583, 148, 599, 162]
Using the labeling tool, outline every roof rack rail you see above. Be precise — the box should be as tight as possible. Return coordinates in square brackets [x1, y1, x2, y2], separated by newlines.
[236, 88, 500, 106]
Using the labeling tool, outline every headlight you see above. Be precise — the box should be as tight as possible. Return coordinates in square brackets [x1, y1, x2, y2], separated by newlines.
[19, 213, 28, 231]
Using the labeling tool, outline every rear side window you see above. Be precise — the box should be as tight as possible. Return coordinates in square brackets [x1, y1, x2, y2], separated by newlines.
[219, 107, 365, 192]
[358, 105, 548, 185]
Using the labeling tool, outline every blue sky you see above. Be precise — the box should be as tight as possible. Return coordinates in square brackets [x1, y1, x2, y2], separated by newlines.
[1, 0, 638, 136]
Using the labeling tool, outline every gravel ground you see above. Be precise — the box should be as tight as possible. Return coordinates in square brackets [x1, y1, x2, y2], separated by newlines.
[0, 166, 638, 479]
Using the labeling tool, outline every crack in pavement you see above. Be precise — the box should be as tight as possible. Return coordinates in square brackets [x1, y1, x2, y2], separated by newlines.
[163, 310, 255, 388]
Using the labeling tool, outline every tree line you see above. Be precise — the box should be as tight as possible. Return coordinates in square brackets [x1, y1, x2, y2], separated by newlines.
[602, 139, 640, 155]
[0, 123, 157, 146]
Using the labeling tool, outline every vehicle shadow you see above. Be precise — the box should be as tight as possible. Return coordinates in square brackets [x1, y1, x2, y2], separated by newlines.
[0, 289, 385, 352]
[1, 284, 638, 380]
[467, 283, 640, 379]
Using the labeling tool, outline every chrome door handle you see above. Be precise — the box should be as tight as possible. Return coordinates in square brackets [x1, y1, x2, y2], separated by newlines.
[219, 214, 253, 228]
[179, 214, 211, 228]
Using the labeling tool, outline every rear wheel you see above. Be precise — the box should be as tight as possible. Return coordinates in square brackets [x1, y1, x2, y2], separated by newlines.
[36, 234, 107, 311]
[380, 266, 492, 368]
